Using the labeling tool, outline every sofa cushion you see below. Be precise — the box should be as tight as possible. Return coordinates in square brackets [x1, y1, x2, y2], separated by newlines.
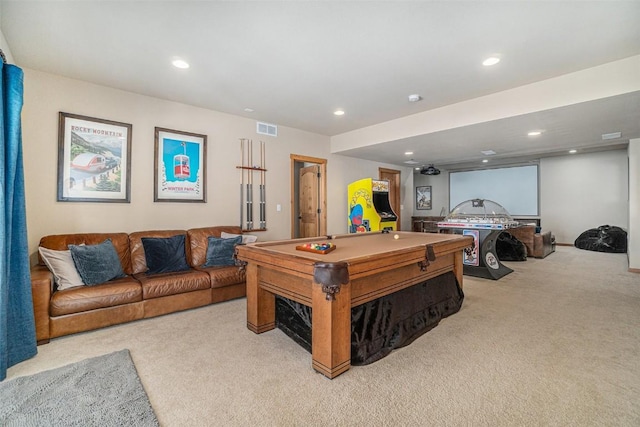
[186, 226, 243, 267]
[135, 269, 211, 299]
[141, 234, 190, 274]
[38, 247, 84, 290]
[69, 239, 126, 285]
[38, 233, 132, 275]
[129, 230, 187, 275]
[50, 276, 142, 317]
[203, 236, 242, 267]
[202, 265, 247, 290]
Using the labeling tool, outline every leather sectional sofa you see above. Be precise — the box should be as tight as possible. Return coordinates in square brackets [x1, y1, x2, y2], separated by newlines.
[31, 226, 247, 344]
[505, 224, 556, 259]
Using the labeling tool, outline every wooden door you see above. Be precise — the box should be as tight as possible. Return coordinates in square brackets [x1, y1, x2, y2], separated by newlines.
[299, 165, 320, 237]
[379, 168, 401, 230]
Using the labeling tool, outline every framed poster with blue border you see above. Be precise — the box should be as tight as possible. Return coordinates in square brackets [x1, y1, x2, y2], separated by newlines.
[154, 127, 207, 202]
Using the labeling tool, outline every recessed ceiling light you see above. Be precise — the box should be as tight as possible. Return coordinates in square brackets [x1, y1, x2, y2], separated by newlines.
[482, 159, 489, 163]
[244, 108, 254, 113]
[481, 150, 496, 156]
[528, 131, 542, 136]
[334, 110, 345, 116]
[405, 151, 413, 156]
[172, 59, 190, 69]
[569, 149, 577, 154]
[408, 94, 422, 102]
[482, 56, 500, 66]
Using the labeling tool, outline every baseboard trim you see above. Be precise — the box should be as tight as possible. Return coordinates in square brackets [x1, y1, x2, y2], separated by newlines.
[628, 268, 640, 274]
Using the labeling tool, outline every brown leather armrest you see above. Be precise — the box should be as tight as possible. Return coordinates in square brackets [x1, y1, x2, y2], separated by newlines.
[533, 231, 555, 258]
[31, 265, 52, 343]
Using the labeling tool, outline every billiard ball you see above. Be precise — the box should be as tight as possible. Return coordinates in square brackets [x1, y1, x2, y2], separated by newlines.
[394, 234, 399, 240]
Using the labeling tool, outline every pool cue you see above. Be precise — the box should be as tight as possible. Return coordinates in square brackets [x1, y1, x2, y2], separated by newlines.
[260, 141, 266, 229]
[247, 139, 253, 230]
[239, 139, 245, 230]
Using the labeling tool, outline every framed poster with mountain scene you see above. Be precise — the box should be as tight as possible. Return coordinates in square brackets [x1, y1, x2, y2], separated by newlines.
[154, 127, 207, 202]
[57, 112, 132, 202]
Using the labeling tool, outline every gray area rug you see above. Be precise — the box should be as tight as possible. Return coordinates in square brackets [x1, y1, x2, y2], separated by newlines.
[0, 349, 159, 426]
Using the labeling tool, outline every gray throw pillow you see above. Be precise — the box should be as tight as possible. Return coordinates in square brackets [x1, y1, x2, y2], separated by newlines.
[203, 236, 242, 267]
[69, 238, 126, 285]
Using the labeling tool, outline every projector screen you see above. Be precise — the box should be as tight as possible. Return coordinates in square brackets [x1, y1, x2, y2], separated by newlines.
[449, 165, 539, 216]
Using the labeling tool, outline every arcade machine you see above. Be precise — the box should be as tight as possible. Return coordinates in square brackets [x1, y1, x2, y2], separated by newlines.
[348, 178, 397, 233]
[438, 198, 519, 280]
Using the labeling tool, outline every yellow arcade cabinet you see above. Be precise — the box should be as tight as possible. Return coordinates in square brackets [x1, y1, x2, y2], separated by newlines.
[348, 178, 397, 233]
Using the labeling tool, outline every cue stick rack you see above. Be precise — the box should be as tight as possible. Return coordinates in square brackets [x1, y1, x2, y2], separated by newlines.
[237, 139, 267, 232]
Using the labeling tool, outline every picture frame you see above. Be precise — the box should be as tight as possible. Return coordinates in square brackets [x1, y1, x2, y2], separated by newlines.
[57, 112, 132, 203]
[416, 185, 432, 210]
[154, 127, 207, 202]
[463, 229, 480, 266]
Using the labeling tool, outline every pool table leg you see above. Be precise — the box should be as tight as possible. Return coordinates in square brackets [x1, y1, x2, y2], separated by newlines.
[454, 250, 464, 290]
[311, 280, 351, 379]
[246, 263, 276, 333]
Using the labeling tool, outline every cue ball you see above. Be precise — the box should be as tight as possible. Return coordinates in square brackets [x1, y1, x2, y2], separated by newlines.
[394, 234, 399, 240]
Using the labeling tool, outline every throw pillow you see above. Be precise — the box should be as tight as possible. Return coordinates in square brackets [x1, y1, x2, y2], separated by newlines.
[69, 239, 126, 286]
[220, 231, 257, 244]
[141, 234, 191, 274]
[203, 235, 242, 267]
[38, 247, 85, 290]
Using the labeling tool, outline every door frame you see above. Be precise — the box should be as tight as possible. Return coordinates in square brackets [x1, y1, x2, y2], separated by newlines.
[290, 154, 327, 238]
[379, 167, 401, 230]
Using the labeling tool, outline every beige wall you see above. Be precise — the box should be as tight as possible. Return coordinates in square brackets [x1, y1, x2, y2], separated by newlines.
[413, 171, 449, 217]
[324, 155, 413, 234]
[629, 138, 640, 270]
[414, 149, 630, 246]
[0, 21, 14, 63]
[540, 150, 629, 244]
[22, 68, 412, 259]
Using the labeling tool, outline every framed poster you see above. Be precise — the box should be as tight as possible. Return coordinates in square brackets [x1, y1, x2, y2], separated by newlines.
[57, 112, 132, 202]
[416, 185, 432, 210]
[154, 127, 206, 202]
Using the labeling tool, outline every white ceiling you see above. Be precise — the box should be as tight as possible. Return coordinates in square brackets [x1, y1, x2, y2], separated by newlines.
[2, 1, 640, 170]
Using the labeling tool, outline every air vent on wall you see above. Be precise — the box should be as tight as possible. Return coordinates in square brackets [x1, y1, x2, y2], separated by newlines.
[257, 121, 278, 137]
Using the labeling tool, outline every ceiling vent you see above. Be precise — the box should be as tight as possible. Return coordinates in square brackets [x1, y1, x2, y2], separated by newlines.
[257, 121, 277, 137]
[602, 132, 621, 140]
[420, 164, 441, 175]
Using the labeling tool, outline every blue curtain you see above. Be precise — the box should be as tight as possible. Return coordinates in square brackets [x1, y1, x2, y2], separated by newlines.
[0, 60, 37, 381]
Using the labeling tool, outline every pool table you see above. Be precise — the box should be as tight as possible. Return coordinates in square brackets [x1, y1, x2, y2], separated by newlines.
[235, 231, 473, 378]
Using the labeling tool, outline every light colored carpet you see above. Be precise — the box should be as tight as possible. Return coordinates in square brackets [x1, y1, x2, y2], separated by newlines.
[6, 246, 640, 426]
[0, 349, 158, 426]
